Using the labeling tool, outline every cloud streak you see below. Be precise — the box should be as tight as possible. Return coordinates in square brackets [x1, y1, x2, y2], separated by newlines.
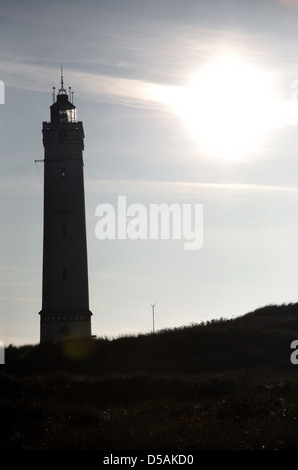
[0, 60, 177, 111]
[0, 24, 277, 112]
[86, 179, 298, 197]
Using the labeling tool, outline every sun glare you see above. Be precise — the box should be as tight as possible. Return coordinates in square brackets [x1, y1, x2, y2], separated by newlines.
[163, 53, 290, 161]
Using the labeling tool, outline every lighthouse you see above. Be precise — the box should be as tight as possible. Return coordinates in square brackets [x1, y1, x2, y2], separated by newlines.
[39, 70, 92, 342]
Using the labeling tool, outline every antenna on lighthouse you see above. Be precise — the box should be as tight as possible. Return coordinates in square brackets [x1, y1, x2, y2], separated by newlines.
[58, 62, 67, 95]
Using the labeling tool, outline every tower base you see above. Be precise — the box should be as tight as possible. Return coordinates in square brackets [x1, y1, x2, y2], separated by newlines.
[39, 309, 92, 342]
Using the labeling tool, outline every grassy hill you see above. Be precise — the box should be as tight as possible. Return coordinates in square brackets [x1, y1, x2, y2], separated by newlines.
[2, 302, 298, 450]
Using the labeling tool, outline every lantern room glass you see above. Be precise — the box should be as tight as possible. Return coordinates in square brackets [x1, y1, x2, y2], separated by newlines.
[58, 106, 76, 123]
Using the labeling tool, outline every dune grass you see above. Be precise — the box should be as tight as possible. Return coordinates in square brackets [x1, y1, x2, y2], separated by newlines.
[2, 303, 298, 450]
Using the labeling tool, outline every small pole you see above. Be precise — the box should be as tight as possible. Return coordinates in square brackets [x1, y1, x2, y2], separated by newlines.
[151, 303, 156, 333]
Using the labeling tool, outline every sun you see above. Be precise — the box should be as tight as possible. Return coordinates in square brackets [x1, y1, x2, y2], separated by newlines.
[165, 53, 289, 161]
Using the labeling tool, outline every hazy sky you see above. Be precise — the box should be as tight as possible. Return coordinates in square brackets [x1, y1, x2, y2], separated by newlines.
[2, 0, 298, 345]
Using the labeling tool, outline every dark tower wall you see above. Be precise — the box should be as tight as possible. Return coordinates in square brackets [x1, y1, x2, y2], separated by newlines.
[39, 90, 92, 342]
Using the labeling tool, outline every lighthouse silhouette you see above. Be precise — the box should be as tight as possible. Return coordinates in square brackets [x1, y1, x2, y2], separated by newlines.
[39, 68, 92, 342]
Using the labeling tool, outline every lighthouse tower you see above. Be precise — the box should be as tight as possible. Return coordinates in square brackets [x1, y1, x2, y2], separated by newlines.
[39, 70, 92, 342]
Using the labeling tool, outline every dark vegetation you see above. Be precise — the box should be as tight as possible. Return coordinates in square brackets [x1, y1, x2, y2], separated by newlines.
[2, 303, 298, 450]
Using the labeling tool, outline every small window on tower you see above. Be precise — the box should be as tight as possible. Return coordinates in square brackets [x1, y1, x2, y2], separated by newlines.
[61, 168, 66, 178]
[62, 268, 67, 281]
[62, 225, 67, 239]
[59, 130, 67, 140]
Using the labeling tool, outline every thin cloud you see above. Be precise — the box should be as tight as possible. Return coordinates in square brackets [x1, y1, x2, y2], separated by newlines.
[86, 178, 298, 196]
[0, 60, 176, 110]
